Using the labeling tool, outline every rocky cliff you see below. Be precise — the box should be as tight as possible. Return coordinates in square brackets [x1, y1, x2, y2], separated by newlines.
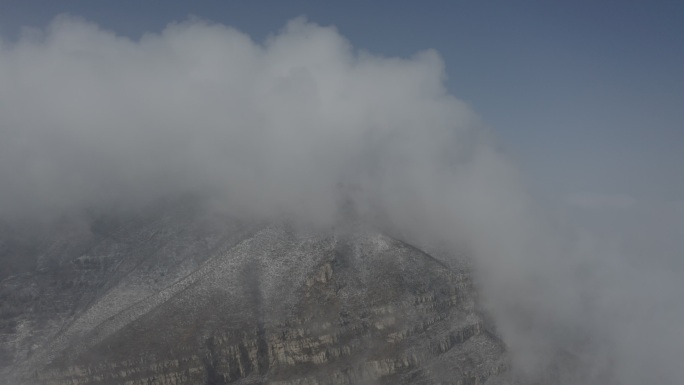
[0, 200, 513, 384]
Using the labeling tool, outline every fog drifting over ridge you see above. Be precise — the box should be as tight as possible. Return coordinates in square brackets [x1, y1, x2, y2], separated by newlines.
[1, 15, 682, 384]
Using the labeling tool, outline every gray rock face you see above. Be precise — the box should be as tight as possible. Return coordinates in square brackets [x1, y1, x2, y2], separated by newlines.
[0, 201, 512, 384]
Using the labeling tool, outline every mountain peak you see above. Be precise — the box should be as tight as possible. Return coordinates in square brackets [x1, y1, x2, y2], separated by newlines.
[1, 203, 513, 384]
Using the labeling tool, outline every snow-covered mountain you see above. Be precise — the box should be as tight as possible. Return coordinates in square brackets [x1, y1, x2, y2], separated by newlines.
[0, 198, 512, 384]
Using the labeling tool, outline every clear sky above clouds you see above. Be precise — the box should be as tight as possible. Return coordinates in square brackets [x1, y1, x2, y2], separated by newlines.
[1, 0, 682, 223]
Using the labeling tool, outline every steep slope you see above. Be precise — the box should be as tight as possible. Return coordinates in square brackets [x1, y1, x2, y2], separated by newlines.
[1, 203, 512, 384]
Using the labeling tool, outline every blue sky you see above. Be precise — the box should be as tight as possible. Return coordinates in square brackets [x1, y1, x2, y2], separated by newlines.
[1, 0, 682, 208]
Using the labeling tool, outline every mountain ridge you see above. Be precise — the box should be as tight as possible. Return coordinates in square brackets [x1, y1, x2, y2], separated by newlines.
[1, 201, 514, 384]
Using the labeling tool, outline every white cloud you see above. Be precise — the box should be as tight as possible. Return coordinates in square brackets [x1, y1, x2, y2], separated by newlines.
[0, 15, 682, 384]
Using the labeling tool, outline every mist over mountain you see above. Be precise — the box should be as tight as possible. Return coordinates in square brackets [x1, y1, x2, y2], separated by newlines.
[1, 16, 683, 384]
[1, 198, 515, 385]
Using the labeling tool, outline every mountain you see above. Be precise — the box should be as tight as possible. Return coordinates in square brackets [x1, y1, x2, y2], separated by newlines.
[0, 199, 513, 384]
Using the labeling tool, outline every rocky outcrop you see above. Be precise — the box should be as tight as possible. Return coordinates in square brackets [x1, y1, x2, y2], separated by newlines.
[0, 201, 513, 384]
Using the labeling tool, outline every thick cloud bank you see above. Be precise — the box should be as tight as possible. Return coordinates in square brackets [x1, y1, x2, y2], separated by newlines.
[1, 16, 682, 384]
[0, 16, 483, 223]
